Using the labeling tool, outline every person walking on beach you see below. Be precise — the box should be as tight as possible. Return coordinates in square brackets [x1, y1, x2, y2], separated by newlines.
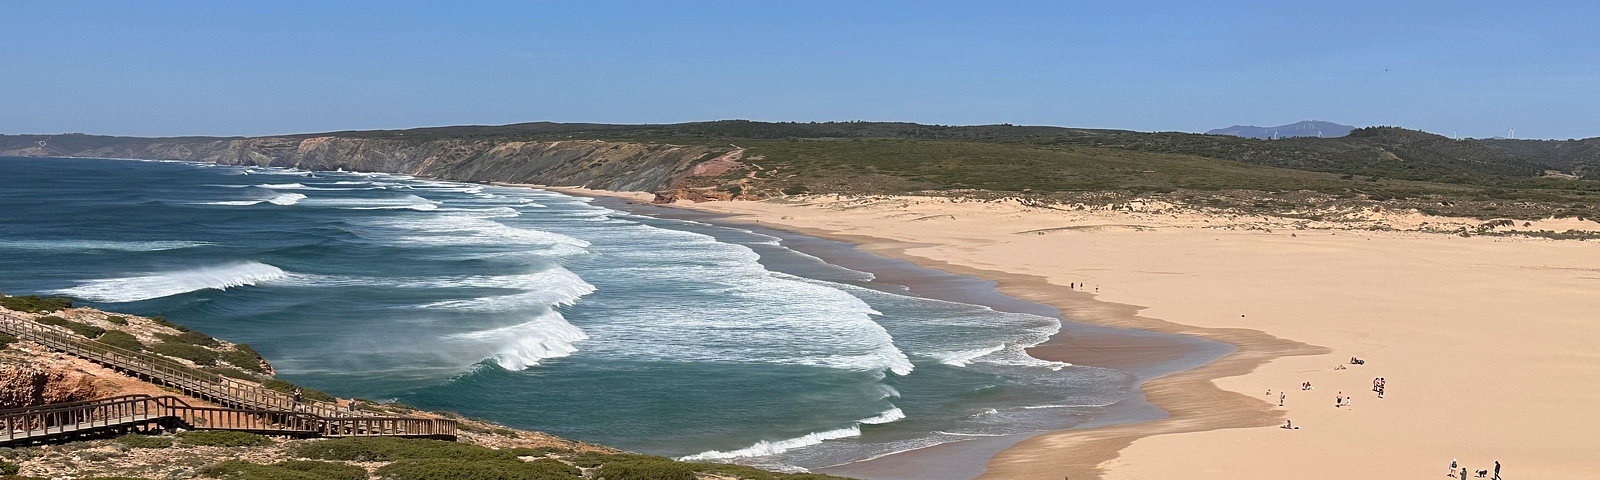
[1449, 459, 1458, 477]
[1336, 392, 1343, 407]
[1493, 460, 1500, 480]
[1279, 391, 1285, 406]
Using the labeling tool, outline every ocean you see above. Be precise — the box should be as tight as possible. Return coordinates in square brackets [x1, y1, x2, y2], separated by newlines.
[0, 156, 1177, 473]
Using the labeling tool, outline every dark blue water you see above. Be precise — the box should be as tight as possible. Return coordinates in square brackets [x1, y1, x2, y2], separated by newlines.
[0, 157, 1142, 471]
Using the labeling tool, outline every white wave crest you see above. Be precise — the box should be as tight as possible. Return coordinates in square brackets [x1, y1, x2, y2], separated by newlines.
[418, 268, 597, 312]
[54, 261, 287, 302]
[859, 407, 906, 425]
[0, 239, 212, 252]
[259, 183, 308, 189]
[267, 193, 307, 205]
[927, 345, 1006, 367]
[678, 426, 863, 462]
[445, 310, 590, 370]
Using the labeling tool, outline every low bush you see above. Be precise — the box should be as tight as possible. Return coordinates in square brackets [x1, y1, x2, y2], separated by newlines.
[596, 458, 699, 480]
[35, 316, 105, 338]
[114, 433, 172, 449]
[504, 446, 571, 457]
[150, 316, 188, 332]
[0, 333, 17, 349]
[204, 366, 260, 381]
[569, 452, 665, 469]
[206, 460, 367, 480]
[104, 315, 128, 325]
[0, 295, 71, 313]
[176, 430, 273, 447]
[491, 428, 519, 438]
[220, 347, 265, 372]
[0, 459, 18, 475]
[293, 437, 514, 462]
[151, 341, 218, 365]
[155, 330, 219, 347]
[96, 330, 145, 351]
[374, 458, 580, 480]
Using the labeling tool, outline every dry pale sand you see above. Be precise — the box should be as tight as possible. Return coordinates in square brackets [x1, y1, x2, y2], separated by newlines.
[617, 193, 1600, 480]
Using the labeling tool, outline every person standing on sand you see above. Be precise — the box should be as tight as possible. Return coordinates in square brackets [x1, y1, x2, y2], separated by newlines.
[1450, 459, 1458, 476]
[1279, 391, 1285, 406]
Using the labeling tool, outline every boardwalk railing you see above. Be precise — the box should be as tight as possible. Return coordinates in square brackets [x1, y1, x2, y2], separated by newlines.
[1, 395, 456, 446]
[0, 310, 455, 443]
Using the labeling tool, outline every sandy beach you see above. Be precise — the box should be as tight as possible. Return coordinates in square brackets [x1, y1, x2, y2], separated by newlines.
[545, 187, 1600, 480]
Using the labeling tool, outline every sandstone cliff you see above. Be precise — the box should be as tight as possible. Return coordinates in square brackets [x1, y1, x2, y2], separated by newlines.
[0, 134, 719, 192]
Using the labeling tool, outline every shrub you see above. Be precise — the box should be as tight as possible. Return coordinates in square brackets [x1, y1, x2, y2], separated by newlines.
[206, 460, 367, 480]
[262, 379, 336, 403]
[176, 430, 273, 447]
[155, 331, 219, 347]
[504, 446, 571, 457]
[221, 347, 265, 373]
[152, 341, 218, 365]
[114, 433, 172, 449]
[35, 316, 105, 339]
[293, 437, 514, 462]
[150, 316, 188, 332]
[96, 330, 145, 351]
[104, 316, 128, 325]
[374, 458, 580, 480]
[0, 295, 71, 313]
[0, 459, 18, 475]
[595, 458, 698, 480]
[0, 333, 17, 349]
[491, 428, 519, 438]
[204, 366, 260, 381]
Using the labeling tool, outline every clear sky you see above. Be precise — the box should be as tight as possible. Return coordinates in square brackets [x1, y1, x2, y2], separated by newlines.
[2, 1, 1596, 139]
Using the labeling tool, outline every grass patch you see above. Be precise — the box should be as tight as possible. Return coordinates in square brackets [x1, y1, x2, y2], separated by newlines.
[0, 295, 71, 313]
[155, 330, 219, 347]
[176, 430, 273, 447]
[221, 346, 266, 373]
[294, 437, 513, 463]
[0, 333, 17, 349]
[104, 315, 128, 325]
[96, 330, 145, 351]
[504, 446, 572, 457]
[150, 316, 188, 332]
[206, 459, 367, 480]
[204, 366, 261, 381]
[374, 458, 581, 480]
[114, 433, 172, 449]
[35, 316, 105, 339]
[151, 341, 218, 365]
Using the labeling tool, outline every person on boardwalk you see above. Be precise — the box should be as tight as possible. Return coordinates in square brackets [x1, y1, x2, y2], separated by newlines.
[292, 387, 303, 403]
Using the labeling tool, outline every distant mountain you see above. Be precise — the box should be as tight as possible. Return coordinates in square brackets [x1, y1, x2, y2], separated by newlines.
[1207, 121, 1355, 139]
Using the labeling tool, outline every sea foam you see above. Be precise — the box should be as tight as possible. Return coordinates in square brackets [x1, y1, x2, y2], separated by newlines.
[679, 426, 863, 462]
[55, 261, 288, 302]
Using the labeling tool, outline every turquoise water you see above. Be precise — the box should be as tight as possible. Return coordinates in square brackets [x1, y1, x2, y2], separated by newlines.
[0, 157, 1141, 471]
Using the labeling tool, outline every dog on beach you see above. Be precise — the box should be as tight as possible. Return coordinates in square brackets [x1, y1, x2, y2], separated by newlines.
[1475, 470, 1488, 478]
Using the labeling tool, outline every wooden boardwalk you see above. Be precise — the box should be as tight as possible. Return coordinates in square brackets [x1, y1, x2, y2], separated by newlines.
[0, 312, 456, 446]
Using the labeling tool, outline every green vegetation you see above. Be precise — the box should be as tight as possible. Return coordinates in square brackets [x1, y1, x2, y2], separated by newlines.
[263, 379, 336, 403]
[206, 460, 366, 480]
[150, 316, 188, 332]
[0, 295, 72, 313]
[96, 330, 145, 351]
[34, 316, 105, 339]
[504, 446, 572, 457]
[204, 366, 261, 381]
[0, 333, 17, 349]
[566, 452, 855, 480]
[104, 316, 128, 325]
[155, 331, 219, 347]
[374, 458, 581, 480]
[294, 437, 514, 462]
[114, 433, 172, 449]
[151, 341, 218, 365]
[176, 430, 273, 447]
[0, 459, 18, 475]
[220, 345, 266, 373]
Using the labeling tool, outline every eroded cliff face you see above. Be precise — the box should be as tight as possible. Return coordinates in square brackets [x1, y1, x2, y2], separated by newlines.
[0, 362, 98, 410]
[1, 135, 716, 192]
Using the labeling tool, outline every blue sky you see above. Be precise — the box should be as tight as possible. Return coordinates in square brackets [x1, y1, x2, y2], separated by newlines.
[2, 1, 1596, 139]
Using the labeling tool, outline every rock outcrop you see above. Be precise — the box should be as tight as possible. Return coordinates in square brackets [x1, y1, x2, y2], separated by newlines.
[0, 362, 98, 410]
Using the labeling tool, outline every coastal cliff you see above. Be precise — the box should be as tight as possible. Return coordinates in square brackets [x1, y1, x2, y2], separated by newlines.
[0, 134, 717, 192]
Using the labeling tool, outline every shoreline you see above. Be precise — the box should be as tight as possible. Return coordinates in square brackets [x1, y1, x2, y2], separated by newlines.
[535, 185, 1314, 479]
[538, 187, 1600, 479]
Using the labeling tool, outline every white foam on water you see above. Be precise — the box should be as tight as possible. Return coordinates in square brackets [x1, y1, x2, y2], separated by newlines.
[927, 345, 1006, 367]
[858, 407, 906, 425]
[444, 309, 590, 370]
[267, 193, 307, 205]
[0, 239, 213, 252]
[259, 183, 308, 189]
[679, 426, 863, 462]
[54, 261, 288, 302]
[418, 268, 596, 312]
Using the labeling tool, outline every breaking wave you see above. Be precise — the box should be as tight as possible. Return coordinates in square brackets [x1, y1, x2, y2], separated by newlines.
[54, 261, 288, 302]
[0, 239, 212, 252]
[679, 426, 863, 462]
[445, 310, 590, 370]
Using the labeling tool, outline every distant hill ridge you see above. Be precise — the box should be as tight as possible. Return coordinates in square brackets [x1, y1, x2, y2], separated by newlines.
[1208, 121, 1356, 139]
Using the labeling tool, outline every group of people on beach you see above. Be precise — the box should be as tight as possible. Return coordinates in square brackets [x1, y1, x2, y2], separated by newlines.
[1372, 377, 1386, 398]
[1450, 458, 1501, 479]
